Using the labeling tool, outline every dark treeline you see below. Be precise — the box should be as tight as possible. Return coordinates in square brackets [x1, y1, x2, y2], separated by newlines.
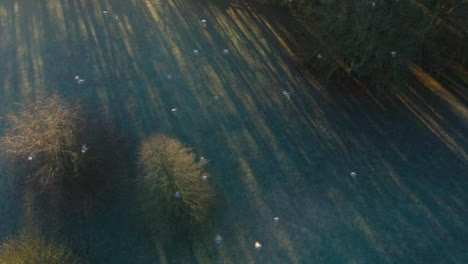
[251, 0, 467, 92]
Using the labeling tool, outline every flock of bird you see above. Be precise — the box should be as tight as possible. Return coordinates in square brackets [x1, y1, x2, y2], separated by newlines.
[60, 11, 361, 252]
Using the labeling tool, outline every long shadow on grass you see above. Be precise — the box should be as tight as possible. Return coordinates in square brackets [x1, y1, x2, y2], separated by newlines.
[0, 0, 467, 263]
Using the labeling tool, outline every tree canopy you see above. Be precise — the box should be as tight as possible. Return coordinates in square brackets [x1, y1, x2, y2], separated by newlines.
[250, 0, 467, 91]
[0, 234, 81, 264]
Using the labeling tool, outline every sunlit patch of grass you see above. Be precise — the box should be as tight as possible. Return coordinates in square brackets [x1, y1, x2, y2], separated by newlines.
[45, 1, 66, 35]
[354, 213, 386, 255]
[0, 7, 7, 34]
[224, 130, 300, 263]
[396, 89, 467, 161]
[384, 162, 447, 235]
[410, 64, 468, 120]
[154, 240, 169, 264]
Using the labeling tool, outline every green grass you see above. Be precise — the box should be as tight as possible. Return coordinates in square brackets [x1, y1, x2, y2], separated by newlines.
[0, 0, 466, 263]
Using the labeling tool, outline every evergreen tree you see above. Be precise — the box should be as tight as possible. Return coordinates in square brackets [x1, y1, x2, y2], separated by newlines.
[248, 0, 467, 92]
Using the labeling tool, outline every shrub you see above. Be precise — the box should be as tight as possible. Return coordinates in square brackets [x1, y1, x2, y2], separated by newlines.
[0, 233, 81, 264]
[138, 134, 214, 224]
[0, 94, 82, 187]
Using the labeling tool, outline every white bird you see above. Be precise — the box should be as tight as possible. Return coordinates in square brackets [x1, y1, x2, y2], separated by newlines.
[28, 153, 35, 161]
[317, 53, 323, 59]
[103, 10, 108, 15]
[255, 241, 262, 249]
[391, 51, 397, 57]
[81, 144, 88, 153]
[200, 156, 208, 165]
[193, 50, 199, 56]
[171, 108, 177, 115]
[201, 19, 207, 27]
[274, 217, 280, 222]
[74, 75, 80, 81]
[350, 171, 357, 178]
[77, 78, 86, 84]
[222, 49, 230, 55]
[215, 234, 223, 245]
[202, 175, 209, 182]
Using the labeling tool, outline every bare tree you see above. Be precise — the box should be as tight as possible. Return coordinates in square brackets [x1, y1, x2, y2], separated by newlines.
[1, 94, 82, 188]
[138, 134, 214, 224]
[0, 233, 81, 264]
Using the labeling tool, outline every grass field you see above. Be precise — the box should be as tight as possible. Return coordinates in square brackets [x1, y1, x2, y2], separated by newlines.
[0, 0, 467, 263]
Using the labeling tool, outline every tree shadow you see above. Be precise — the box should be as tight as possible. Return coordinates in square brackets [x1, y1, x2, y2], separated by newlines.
[0, 0, 467, 263]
